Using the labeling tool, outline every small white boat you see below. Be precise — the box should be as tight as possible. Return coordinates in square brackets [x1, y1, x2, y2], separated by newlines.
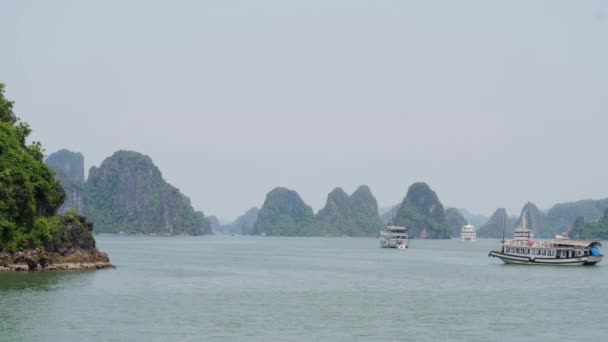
[380, 225, 409, 249]
[460, 224, 477, 242]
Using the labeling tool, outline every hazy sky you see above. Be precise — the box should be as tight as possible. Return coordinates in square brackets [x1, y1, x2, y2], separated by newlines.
[1, 1, 607, 221]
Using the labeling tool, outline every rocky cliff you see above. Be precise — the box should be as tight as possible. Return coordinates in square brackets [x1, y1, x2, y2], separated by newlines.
[313, 185, 383, 237]
[0, 82, 111, 271]
[85, 150, 211, 235]
[253, 188, 314, 236]
[445, 208, 468, 237]
[513, 202, 548, 237]
[393, 182, 451, 239]
[477, 208, 513, 238]
[45, 150, 86, 214]
[231, 207, 259, 235]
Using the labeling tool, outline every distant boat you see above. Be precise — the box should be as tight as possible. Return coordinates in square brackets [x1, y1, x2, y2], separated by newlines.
[460, 224, 477, 242]
[489, 207, 603, 266]
[379, 225, 409, 249]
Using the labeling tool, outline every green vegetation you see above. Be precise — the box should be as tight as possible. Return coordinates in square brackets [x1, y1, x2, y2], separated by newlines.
[546, 199, 608, 237]
[392, 182, 451, 239]
[579, 209, 608, 240]
[253, 188, 315, 236]
[253, 186, 384, 237]
[0, 83, 97, 252]
[312, 186, 384, 237]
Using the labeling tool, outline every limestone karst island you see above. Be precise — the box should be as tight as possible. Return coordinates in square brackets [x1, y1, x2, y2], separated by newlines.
[0, 84, 112, 271]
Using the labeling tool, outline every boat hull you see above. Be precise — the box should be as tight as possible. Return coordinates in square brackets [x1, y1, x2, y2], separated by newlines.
[489, 251, 602, 266]
[380, 239, 409, 248]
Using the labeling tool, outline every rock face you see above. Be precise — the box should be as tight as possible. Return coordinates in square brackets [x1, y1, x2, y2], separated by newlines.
[85, 150, 211, 235]
[514, 202, 548, 237]
[546, 199, 608, 237]
[477, 208, 513, 238]
[45, 149, 84, 182]
[253, 188, 314, 236]
[445, 208, 468, 237]
[393, 182, 451, 239]
[314, 185, 384, 237]
[45, 150, 87, 214]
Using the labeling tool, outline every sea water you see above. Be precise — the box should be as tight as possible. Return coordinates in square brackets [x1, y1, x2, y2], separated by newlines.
[1, 236, 607, 342]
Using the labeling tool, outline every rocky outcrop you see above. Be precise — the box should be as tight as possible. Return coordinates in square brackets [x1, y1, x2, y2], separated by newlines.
[0, 214, 113, 271]
[546, 199, 608, 237]
[393, 182, 451, 239]
[313, 185, 383, 237]
[0, 250, 112, 271]
[85, 150, 211, 235]
[0, 83, 112, 271]
[46, 150, 87, 214]
[477, 208, 513, 238]
[514, 202, 548, 237]
[253, 188, 314, 236]
[445, 208, 468, 237]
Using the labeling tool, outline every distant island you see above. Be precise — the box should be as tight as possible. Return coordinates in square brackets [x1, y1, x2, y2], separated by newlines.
[46, 149, 212, 236]
[0, 83, 112, 271]
[249, 182, 453, 238]
[250, 185, 383, 237]
[476, 200, 608, 240]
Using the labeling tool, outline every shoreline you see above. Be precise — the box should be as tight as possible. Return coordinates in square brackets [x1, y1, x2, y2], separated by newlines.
[0, 249, 115, 272]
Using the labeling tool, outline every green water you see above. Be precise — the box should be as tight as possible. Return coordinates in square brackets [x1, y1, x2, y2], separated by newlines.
[1, 236, 607, 341]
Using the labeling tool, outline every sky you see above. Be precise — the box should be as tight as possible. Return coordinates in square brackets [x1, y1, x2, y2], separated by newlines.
[1, 0, 607, 221]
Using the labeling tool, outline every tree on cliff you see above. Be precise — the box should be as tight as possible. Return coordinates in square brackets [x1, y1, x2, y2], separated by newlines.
[0, 83, 98, 252]
[0, 83, 17, 125]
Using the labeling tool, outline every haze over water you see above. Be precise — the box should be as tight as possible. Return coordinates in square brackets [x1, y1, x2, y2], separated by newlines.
[2, 1, 608, 219]
[1, 236, 607, 342]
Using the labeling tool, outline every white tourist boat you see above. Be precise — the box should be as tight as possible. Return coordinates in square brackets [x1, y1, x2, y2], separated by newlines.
[379, 225, 409, 249]
[460, 224, 477, 242]
[489, 220, 603, 266]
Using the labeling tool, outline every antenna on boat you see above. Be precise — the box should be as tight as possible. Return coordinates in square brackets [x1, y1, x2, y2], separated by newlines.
[523, 203, 528, 230]
[391, 205, 395, 225]
[501, 209, 506, 244]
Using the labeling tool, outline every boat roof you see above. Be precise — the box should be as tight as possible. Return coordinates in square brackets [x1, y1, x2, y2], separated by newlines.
[384, 225, 406, 230]
[549, 239, 602, 247]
